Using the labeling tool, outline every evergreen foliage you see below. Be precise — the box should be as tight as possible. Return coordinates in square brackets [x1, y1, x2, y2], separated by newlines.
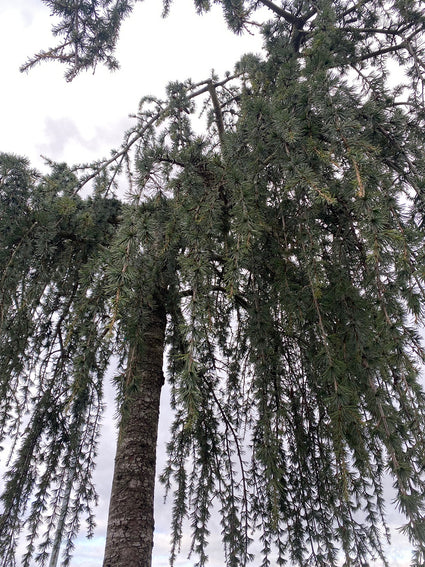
[0, 154, 121, 566]
[3, 0, 425, 566]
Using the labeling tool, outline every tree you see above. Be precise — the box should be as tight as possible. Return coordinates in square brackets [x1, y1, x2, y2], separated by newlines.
[2, 1, 425, 566]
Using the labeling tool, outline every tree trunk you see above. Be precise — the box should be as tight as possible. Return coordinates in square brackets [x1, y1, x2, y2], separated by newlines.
[103, 301, 166, 567]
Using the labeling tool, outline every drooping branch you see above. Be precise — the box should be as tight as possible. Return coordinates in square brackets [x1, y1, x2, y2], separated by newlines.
[20, 0, 134, 81]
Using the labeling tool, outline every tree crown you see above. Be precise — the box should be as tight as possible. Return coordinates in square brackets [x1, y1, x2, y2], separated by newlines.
[3, 1, 425, 566]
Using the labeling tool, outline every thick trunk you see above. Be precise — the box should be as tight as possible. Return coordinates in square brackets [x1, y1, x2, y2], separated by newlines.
[103, 302, 166, 567]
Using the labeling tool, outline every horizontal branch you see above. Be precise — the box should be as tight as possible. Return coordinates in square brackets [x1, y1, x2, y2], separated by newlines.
[356, 41, 406, 62]
[20, 41, 74, 73]
[187, 73, 241, 100]
[341, 26, 405, 35]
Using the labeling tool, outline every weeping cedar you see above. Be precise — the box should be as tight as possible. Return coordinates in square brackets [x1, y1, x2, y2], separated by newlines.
[2, 0, 425, 566]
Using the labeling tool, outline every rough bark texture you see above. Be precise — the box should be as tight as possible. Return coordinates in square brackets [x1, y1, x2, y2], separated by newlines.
[103, 302, 166, 567]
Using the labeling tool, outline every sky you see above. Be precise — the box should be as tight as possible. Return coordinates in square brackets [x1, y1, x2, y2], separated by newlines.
[0, 1, 416, 566]
[0, 0, 264, 172]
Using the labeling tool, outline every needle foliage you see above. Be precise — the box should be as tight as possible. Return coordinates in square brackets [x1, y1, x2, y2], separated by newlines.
[3, 0, 425, 566]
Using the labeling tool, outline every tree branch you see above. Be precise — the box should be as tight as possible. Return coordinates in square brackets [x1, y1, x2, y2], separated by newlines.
[257, 0, 316, 26]
[256, 0, 301, 24]
[74, 73, 242, 191]
[207, 81, 225, 147]
[355, 41, 407, 62]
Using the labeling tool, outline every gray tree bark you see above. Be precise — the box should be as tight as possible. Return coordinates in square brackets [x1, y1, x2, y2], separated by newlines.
[103, 301, 166, 567]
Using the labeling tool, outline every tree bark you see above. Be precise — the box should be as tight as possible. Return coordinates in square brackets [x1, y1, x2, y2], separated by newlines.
[103, 301, 166, 567]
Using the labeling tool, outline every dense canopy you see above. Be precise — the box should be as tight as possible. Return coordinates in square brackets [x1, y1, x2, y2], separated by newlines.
[2, 0, 425, 566]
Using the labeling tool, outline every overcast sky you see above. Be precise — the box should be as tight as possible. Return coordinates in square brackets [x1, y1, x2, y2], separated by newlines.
[0, 1, 416, 566]
[0, 0, 263, 171]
